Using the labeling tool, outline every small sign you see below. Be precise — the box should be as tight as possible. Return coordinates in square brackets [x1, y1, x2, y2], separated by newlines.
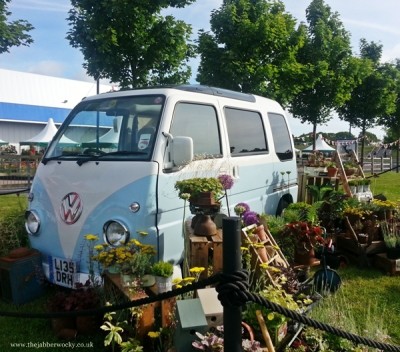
[48, 256, 79, 289]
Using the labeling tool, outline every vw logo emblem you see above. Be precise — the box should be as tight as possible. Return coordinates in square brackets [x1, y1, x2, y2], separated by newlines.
[60, 192, 83, 224]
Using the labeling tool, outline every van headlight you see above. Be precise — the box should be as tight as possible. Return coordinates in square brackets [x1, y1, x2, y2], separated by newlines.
[25, 210, 41, 235]
[103, 220, 129, 247]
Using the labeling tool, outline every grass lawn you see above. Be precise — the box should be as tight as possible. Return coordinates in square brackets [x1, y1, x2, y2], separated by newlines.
[0, 172, 399, 351]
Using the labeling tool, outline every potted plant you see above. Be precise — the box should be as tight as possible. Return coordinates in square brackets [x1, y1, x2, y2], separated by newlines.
[174, 177, 224, 205]
[343, 160, 358, 176]
[381, 220, 400, 259]
[152, 261, 174, 293]
[326, 161, 338, 177]
[47, 281, 102, 336]
[347, 178, 361, 194]
[283, 221, 325, 265]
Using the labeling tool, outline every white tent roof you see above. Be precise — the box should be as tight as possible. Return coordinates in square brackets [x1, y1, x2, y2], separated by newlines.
[303, 134, 335, 152]
[20, 118, 76, 146]
[20, 118, 59, 146]
[0, 138, 8, 145]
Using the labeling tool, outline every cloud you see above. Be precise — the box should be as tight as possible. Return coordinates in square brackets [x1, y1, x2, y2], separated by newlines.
[10, 0, 70, 12]
[343, 18, 400, 37]
[27, 60, 66, 77]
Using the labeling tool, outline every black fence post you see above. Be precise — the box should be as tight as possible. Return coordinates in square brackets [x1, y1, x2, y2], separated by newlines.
[222, 217, 242, 352]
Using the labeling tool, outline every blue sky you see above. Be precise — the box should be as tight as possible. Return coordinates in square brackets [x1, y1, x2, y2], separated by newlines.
[2, 0, 400, 139]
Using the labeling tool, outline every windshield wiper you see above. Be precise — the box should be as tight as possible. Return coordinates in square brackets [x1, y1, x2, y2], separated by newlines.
[76, 150, 147, 166]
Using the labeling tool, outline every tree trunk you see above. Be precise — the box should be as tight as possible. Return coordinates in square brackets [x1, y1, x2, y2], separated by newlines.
[312, 123, 317, 150]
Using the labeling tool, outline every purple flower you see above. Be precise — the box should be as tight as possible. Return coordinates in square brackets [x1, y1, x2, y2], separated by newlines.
[218, 174, 234, 190]
[243, 211, 259, 226]
[234, 202, 250, 216]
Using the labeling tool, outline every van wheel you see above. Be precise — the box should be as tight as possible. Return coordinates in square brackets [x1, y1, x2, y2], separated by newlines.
[276, 197, 292, 216]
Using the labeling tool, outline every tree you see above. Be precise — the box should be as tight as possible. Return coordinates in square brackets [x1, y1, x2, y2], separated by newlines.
[196, 0, 306, 105]
[0, 0, 33, 54]
[66, 0, 196, 88]
[381, 59, 400, 172]
[338, 39, 397, 164]
[289, 0, 360, 150]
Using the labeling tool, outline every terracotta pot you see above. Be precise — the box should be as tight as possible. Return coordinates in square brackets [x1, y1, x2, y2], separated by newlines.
[327, 167, 338, 177]
[254, 224, 268, 242]
[294, 246, 315, 266]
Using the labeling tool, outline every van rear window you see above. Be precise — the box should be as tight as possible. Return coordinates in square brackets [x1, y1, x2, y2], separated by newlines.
[268, 113, 293, 161]
[224, 107, 268, 155]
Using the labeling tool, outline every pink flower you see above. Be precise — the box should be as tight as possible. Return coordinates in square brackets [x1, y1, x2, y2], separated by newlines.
[218, 174, 234, 190]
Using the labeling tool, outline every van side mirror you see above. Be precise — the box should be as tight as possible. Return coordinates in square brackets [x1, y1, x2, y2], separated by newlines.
[171, 136, 193, 167]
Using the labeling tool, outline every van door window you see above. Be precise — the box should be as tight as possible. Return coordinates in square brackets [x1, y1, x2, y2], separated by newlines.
[268, 113, 294, 161]
[170, 103, 221, 158]
[225, 107, 268, 155]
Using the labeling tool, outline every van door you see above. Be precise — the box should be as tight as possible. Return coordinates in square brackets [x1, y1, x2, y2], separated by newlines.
[156, 99, 228, 263]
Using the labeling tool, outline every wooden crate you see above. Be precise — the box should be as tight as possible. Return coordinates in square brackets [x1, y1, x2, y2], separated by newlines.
[373, 253, 400, 276]
[103, 272, 175, 338]
[189, 229, 222, 280]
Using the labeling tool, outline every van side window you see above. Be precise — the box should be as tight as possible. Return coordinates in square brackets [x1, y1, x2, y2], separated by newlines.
[170, 103, 221, 158]
[225, 107, 267, 155]
[268, 113, 293, 161]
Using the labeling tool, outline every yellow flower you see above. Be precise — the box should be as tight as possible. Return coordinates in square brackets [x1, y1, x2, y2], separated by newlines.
[137, 231, 149, 236]
[148, 331, 160, 339]
[183, 277, 195, 282]
[94, 245, 104, 251]
[172, 278, 182, 285]
[240, 246, 249, 251]
[85, 234, 99, 241]
[189, 267, 205, 274]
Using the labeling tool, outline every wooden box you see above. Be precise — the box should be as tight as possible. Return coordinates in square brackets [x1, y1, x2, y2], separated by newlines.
[189, 229, 222, 279]
[373, 253, 400, 276]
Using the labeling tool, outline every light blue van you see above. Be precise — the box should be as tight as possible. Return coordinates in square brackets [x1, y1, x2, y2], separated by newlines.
[25, 85, 298, 287]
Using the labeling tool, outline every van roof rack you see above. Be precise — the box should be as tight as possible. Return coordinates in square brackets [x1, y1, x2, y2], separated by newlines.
[117, 84, 256, 103]
[174, 85, 256, 103]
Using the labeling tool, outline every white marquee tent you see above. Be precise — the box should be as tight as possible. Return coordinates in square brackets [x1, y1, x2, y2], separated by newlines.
[303, 134, 335, 153]
[0, 138, 8, 146]
[20, 118, 76, 147]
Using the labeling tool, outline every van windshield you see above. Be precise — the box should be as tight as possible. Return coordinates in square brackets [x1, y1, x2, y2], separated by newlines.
[44, 95, 164, 162]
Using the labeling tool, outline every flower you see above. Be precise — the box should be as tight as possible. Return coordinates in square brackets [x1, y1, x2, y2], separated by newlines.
[243, 211, 259, 226]
[234, 202, 250, 216]
[92, 239, 155, 270]
[85, 234, 99, 241]
[217, 174, 234, 190]
[284, 221, 325, 251]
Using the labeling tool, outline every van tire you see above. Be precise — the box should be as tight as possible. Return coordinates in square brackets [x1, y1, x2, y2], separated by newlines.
[276, 196, 292, 216]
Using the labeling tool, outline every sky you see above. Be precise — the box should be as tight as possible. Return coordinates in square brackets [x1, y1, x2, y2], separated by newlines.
[2, 0, 400, 140]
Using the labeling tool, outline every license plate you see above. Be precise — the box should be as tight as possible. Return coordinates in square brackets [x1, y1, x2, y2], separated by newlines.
[49, 256, 79, 289]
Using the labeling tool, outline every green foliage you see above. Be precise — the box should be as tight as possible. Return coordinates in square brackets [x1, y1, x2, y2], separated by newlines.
[0, 196, 29, 256]
[196, 0, 306, 105]
[338, 40, 398, 159]
[152, 261, 174, 277]
[174, 177, 224, 200]
[67, 0, 196, 88]
[0, 0, 34, 54]
[289, 0, 358, 148]
[306, 183, 334, 203]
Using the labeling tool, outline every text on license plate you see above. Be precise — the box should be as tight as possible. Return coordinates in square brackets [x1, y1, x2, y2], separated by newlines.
[49, 256, 79, 289]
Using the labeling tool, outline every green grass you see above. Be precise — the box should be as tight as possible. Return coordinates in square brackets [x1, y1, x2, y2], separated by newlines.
[0, 173, 399, 351]
[0, 286, 104, 351]
[367, 171, 400, 201]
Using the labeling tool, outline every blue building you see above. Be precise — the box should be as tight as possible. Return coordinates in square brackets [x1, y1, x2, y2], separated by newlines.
[0, 69, 112, 151]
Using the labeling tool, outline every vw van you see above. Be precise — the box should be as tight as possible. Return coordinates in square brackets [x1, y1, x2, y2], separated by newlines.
[25, 85, 298, 287]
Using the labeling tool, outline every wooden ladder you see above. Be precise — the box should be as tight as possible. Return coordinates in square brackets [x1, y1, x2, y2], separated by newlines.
[334, 150, 365, 197]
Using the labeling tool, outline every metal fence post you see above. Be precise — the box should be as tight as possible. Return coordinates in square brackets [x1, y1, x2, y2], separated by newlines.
[222, 217, 242, 352]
